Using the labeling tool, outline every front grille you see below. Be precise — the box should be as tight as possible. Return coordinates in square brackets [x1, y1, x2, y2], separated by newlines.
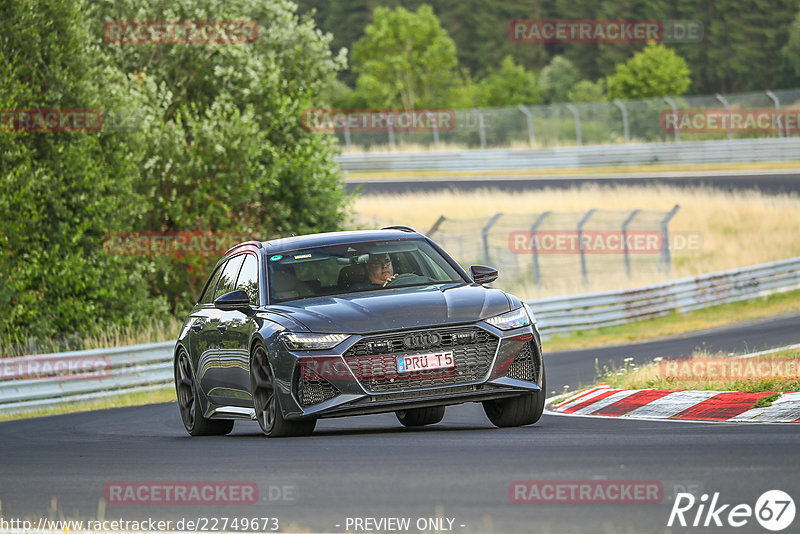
[343, 326, 499, 393]
[297, 374, 340, 407]
[506, 342, 538, 382]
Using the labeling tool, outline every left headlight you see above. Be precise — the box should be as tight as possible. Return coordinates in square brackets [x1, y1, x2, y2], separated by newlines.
[485, 307, 531, 330]
[522, 302, 537, 325]
[282, 333, 349, 350]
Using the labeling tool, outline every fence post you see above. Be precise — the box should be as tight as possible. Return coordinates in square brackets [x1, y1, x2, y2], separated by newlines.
[482, 213, 504, 265]
[518, 105, 536, 147]
[566, 103, 582, 146]
[613, 100, 630, 143]
[714, 93, 732, 140]
[427, 110, 441, 148]
[766, 90, 783, 138]
[659, 204, 680, 273]
[343, 117, 352, 149]
[577, 209, 596, 284]
[471, 108, 487, 149]
[387, 111, 396, 149]
[529, 211, 551, 285]
[664, 97, 680, 142]
[427, 215, 446, 237]
[621, 209, 641, 277]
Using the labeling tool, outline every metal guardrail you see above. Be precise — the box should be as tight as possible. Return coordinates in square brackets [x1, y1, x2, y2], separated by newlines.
[0, 341, 174, 414]
[336, 137, 800, 173]
[528, 256, 800, 338]
[1, 257, 798, 414]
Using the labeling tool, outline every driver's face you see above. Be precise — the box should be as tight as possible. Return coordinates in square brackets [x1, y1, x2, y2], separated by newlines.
[367, 255, 393, 284]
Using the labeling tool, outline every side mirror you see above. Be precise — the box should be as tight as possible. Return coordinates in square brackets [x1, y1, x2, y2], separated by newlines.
[214, 289, 252, 311]
[470, 265, 498, 285]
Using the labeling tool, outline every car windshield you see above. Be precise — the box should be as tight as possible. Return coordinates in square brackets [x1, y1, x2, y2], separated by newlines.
[267, 239, 465, 302]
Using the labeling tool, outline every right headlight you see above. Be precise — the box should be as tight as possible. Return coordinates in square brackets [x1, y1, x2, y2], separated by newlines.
[282, 333, 349, 350]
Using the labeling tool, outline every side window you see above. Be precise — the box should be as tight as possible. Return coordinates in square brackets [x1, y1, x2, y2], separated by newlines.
[214, 255, 246, 300]
[199, 262, 226, 304]
[235, 254, 260, 305]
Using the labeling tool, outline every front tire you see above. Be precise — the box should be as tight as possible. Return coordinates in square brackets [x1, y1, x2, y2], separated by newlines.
[174, 348, 234, 436]
[396, 406, 446, 427]
[250, 345, 316, 438]
[483, 366, 546, 428]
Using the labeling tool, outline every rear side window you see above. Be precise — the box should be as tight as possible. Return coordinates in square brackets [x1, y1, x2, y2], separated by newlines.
[214, 255, 246, 301]
[235, 254, 260, 305]
[198, 262, 226, 304]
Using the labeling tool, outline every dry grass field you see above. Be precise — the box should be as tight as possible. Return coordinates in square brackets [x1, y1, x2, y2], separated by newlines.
[352, 184, 800, 299]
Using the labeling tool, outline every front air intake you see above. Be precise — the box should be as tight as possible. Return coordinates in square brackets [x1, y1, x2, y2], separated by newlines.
[505, 342, 539, 382]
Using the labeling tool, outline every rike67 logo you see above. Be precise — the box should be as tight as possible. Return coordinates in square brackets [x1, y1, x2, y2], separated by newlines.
[668, 490, 795, 531]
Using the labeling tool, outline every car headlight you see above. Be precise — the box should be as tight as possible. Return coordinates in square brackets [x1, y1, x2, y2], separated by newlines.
[282, 333, 349, 350]
[522, 302, 537, 325]
[485, 307, 531, 330]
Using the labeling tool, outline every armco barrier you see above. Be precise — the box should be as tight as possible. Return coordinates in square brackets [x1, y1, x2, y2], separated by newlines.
[0, 341, 174, 414]
[336, 138, 800, 173]
[1, 258, 798, 414]
[529, 256, 800, 337]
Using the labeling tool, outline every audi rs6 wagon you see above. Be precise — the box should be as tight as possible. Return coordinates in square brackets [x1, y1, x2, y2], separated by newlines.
[174, 227, 546, 437]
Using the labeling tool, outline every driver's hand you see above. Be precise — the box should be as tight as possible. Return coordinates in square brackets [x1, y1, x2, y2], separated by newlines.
[382, 274, 399, 287]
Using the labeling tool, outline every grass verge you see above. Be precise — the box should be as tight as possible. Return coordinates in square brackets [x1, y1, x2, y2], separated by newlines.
[0, 387, 176, 422]
[354, 183, 800, 300]
[544, 288, 800, 352]
[595, 347, 800, 393]
[0, 317, 183, 358]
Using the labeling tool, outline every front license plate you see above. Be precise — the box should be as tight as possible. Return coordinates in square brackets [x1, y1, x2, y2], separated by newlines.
[397, 351, 455, 373]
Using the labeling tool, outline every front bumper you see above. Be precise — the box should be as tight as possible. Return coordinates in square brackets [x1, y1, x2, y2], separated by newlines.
[274, 322, 544, 421]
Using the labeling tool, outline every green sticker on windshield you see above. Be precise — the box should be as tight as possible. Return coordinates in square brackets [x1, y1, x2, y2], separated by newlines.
[269, 254, 282, 261]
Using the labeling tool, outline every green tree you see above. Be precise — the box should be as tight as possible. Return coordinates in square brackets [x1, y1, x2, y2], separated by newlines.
[0, 0, 167, 344]
[538, 56, 582, 103]
[90, 0, 352, 310]
[567, 79, 605, 103]
[351, 5, 461, 109]
[782, 9, 800, 79]
[606, 42, 691, 99]
[476, 56, 541, 107]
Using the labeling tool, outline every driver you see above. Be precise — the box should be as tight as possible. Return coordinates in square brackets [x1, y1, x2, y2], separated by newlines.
[364, 252, 399, 288]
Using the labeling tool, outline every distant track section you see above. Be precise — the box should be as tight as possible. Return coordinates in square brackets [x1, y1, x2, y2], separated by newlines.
[347, 169, 800, 194]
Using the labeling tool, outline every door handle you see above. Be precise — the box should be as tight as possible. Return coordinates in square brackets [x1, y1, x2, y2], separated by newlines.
[217, 324, 228, 333]
[191, 322, 203, 332]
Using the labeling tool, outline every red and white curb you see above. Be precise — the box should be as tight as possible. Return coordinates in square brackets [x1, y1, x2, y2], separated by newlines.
[546, 385, 800, 423]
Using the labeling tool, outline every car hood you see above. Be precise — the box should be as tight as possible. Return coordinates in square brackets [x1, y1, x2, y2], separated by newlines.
[268, 283, 515, 334]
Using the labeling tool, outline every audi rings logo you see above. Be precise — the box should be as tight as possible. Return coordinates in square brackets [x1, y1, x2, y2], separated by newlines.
[403, 333, 441, 350]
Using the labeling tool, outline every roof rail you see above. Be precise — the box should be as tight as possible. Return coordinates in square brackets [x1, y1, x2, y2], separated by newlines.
[224, 240, 263, 255]
[381, 225, 417, 233]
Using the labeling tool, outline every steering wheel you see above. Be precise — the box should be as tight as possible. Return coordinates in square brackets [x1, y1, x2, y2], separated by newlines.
[383, 273, 419, 287]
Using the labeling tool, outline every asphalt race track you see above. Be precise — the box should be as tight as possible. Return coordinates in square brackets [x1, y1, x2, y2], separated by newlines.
[1, 313, 799, 533]
[347, 170, 800, 195]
